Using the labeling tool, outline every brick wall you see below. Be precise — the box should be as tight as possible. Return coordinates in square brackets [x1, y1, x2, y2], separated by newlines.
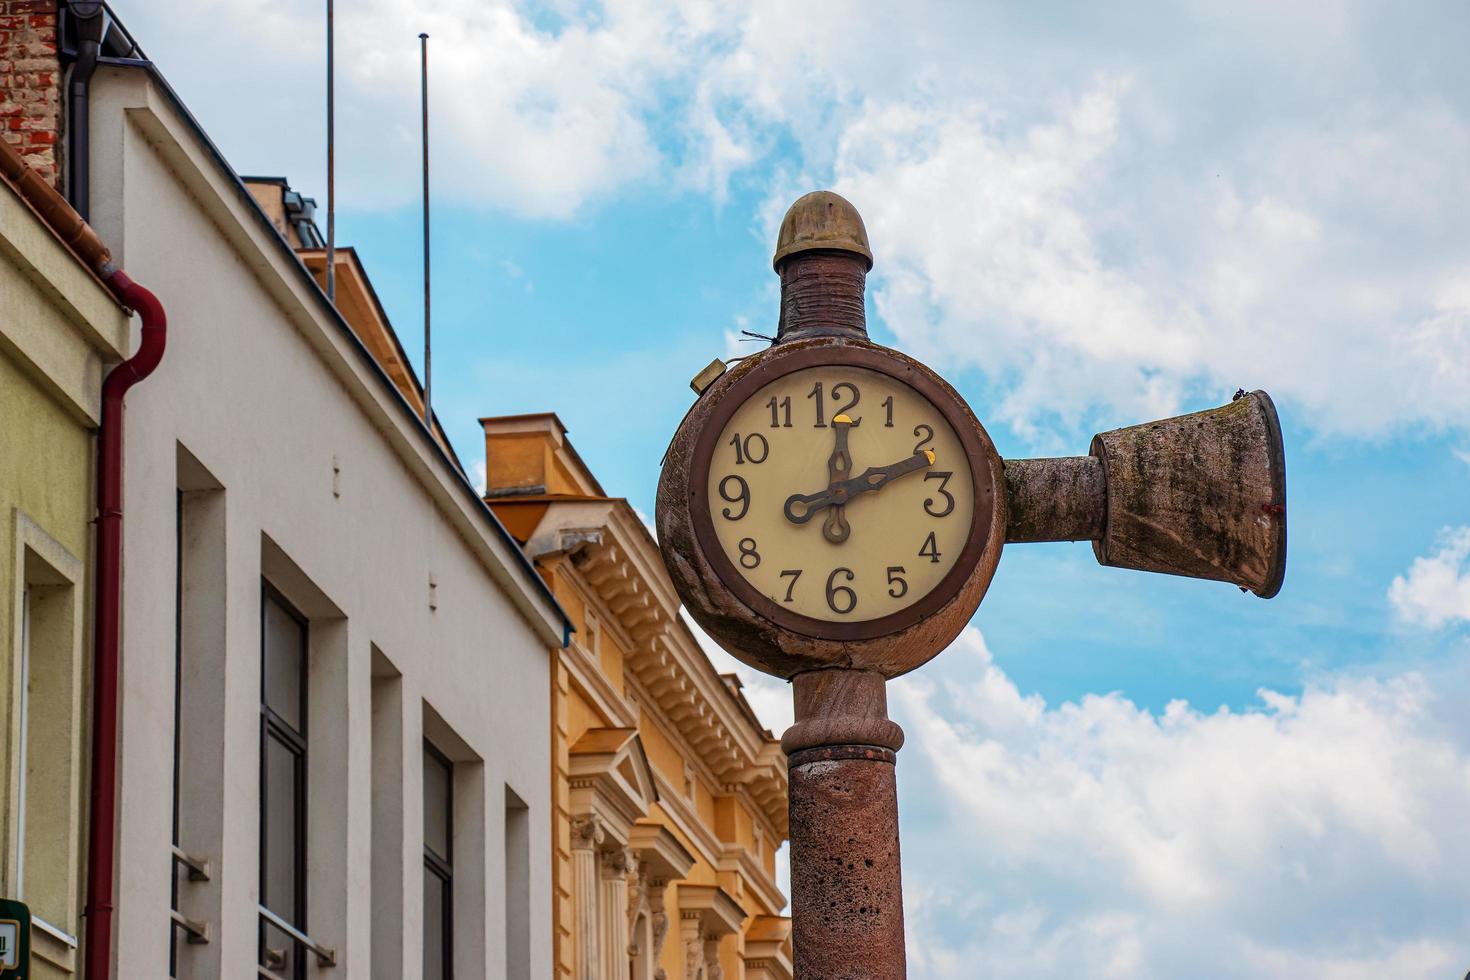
[0, 0, 60, 187]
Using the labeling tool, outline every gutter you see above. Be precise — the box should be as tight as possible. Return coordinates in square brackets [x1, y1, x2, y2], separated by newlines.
[0, 138, 166, 980]
[62, 0, 108, 220]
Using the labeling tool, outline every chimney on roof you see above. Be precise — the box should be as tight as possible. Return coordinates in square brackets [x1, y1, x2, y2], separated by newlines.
[480, 414, 570, 498]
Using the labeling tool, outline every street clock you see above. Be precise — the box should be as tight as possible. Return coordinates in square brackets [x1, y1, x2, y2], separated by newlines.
[656, 190, 1287, 980]
[679, 341, 1005, 679]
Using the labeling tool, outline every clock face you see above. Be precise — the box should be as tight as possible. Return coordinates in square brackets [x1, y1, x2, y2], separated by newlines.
[700, 363, 976, 631]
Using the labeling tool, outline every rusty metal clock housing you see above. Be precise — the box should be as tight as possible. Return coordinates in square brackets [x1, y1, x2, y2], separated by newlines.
[657, 334, 1006, 679]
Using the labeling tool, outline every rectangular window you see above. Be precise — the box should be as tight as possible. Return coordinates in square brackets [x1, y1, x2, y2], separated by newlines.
[259, 584, 308, 980]
[423, 742, 453, 980]
[12, 523, 85, 961]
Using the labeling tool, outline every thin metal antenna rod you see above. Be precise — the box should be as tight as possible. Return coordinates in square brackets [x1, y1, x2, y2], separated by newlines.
[420, 31, 431, 426]
[325, 0, 336, 304]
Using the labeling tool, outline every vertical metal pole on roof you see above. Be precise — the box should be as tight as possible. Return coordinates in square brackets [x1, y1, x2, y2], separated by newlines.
[420, 31, 432, 427]
[325, 0, 337, 304]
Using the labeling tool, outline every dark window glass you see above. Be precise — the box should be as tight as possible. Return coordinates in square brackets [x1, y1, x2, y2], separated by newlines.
[423, 863, 447, 980]
[424, 745, 451, 862]
[263, 597, 304, 730]
[259, 584, 307, 980]
[423, 741, 453, 979]
[263, 734, 301, 920]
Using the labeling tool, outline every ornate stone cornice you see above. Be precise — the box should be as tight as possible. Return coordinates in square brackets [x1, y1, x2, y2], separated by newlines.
[556, 502, 789, 823]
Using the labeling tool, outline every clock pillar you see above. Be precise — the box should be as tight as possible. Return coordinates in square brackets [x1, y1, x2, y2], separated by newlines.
[782, 668, 907, 979]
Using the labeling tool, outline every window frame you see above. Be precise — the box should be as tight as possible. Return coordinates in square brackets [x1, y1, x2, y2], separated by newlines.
[422, 739, 454, 980]
[258, 581, 309, 980]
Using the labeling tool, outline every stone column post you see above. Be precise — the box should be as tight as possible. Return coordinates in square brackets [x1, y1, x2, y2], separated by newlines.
[600, 847, 634, 980]
[783, 668, 907, 979]
[570, 817, 604, 980]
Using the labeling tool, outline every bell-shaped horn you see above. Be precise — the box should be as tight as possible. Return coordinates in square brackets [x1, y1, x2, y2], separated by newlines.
[1003, 391, 1287, 597]
[1091, 390, 1286, 597]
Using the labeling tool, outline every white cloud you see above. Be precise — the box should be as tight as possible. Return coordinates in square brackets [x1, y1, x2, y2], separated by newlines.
[1390, 527, 1470, 628]
[832, 86, 1470, 441]
[124, 0, 1470, 436]
[124, 0, 718, 216]
[892, 629, 1470, 979]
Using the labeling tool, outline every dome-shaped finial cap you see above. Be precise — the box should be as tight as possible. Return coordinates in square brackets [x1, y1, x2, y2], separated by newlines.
[772, 191, 873, 272]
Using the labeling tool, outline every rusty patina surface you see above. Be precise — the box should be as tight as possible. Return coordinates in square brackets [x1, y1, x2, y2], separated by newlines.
[789, 746, 905, 980]
[1091, 390, 1287, 597]
[1003, 455, 1106, 543]
[784, 669, 907, 980]
[772, 189, 874, 272]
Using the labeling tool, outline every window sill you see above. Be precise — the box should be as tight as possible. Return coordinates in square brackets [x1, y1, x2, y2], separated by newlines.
[32, 913, 79, 971]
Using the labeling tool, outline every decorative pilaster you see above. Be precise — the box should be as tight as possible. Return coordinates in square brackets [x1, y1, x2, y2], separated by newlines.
[703, 936, 725, 980]
[628, 860, 650, 960]
[649, 878, 671, 980]
[681, 912, 704, 980]
[571, 817, 605, 980]
[600, 847, 634, 980]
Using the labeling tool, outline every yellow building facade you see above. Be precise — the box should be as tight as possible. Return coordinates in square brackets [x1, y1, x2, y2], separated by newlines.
[484, 414, 793, 980]
[0, 148, 130, 974]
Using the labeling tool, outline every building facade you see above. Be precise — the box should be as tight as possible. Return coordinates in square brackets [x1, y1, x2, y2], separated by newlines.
[3, 12, 574, 977]
[0, 140, 130, 977]
[484, 415, 793, 980]
[4, 5, 794, 979]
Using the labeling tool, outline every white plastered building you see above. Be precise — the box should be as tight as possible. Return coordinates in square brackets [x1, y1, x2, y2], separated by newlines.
[82, 60, 568, 980]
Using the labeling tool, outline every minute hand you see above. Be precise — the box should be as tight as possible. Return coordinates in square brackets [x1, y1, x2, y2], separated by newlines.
[783, 450, 936, 524]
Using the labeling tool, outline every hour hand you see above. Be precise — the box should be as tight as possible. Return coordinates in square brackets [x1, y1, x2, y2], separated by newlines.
[825, 414, 855, 542]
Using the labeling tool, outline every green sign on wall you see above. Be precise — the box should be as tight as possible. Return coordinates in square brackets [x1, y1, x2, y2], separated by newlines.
[0, 899, 30, 979]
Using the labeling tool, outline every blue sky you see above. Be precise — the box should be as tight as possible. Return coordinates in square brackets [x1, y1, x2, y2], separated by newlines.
[125, 1, 1470, 975]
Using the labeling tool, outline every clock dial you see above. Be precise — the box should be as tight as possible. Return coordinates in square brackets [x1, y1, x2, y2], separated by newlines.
[704, 364, 975, 624]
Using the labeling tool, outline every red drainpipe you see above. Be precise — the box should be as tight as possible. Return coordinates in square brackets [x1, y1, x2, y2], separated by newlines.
[0, 136, 167, 980]
[83, 267, 167, 980]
